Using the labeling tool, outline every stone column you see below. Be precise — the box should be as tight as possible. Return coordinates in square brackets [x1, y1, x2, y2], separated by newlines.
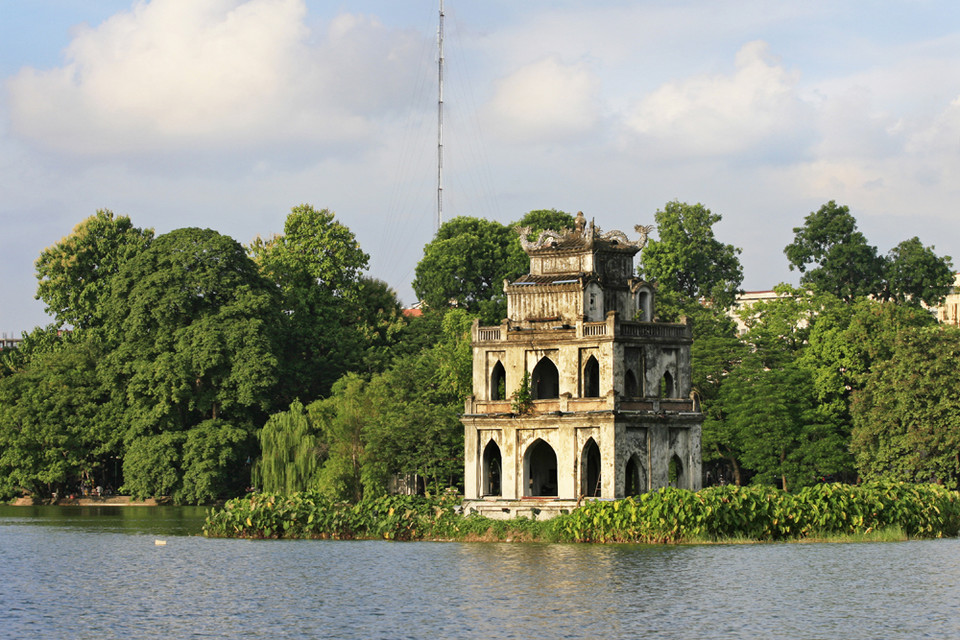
[602, 419, 618, 498]
[463, 420, 478, 499]
[502, 423, 518, 499]
[557, 420, 577, 500]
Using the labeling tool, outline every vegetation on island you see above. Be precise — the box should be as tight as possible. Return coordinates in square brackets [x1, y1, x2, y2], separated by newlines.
[2, 199, 958, 529]
[202, 482, 960, 543]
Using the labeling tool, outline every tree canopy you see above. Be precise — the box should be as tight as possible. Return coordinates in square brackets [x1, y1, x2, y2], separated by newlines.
[638, 201, 743, 317]
[35, 210, 154, 331]
[250, 205, 371, 401]
[850, 325, 960, 487]
[881, 236, 955, 306]
[785, 201, 952, 305]
[0, 341, 114, 497]
[102, 227, 281, 442]
[5, 199, 959, 503]
[413, 210, 574, 323]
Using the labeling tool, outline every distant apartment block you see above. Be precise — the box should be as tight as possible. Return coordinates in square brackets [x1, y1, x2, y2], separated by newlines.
[0, 333, 22, 350]
[728, 290, 783, 335]
[935, 273, 960, 328]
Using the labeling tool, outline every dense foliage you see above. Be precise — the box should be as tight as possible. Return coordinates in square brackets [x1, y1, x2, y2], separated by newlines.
[0, 206, 390, 503]
[203, 482, 960, 542]
[34, 210, 154, 331]
[252, 310, 472, 501]
[248, 205, 372, 402]
[412, 209, 574, 323]
[638, 200, 744, 317]
[559, 482, 960, 542]
[3, 198, 958, 507]
[785, 200, 953, 305]
[701, 216, 953, 490]
[850, 325, 960, 486]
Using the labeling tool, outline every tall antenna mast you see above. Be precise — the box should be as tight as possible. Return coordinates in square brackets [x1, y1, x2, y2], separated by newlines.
[436, 0, 444, 230]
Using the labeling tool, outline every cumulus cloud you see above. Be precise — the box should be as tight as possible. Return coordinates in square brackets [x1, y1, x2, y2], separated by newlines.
[483, 57, 602, 143]
[626, 41, 815, 161]
[6, 0, 425, 155]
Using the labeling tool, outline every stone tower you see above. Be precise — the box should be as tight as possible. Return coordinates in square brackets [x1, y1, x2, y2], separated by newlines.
[461, 213, 702, 518]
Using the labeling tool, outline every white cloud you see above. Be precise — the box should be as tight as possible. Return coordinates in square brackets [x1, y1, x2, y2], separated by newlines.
[5, 0, 426, 155]
[795, 93, 960, 220]
[626, 41, 815, 161]
[483, 57, 602, 144]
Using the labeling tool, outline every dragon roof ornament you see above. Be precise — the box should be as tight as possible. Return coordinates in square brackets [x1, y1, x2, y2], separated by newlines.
[515, 212, 655, 252]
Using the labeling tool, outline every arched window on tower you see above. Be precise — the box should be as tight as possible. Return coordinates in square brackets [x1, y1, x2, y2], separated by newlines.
[532, 357, 559, 399]
[625, 454, 647, 496]
[524, 439, 558, 497]
[637, 289, 652, 321]
[624, 369, 638, 398]
[482, 440, 502, 497]
[581, 438, 601, 497]
[490, 361, 506, 401]
[583, 356, 600, 397]
[669, 454, 685, 488]
[660, 370, 675, 398]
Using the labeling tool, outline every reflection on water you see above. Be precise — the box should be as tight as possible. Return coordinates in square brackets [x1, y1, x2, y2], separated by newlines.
[0, 505, 209, 536]
[1, 507, 959, 639]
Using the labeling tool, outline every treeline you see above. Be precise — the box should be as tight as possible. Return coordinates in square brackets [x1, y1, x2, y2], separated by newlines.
[678, 201, 958, 491]
[1, 199, 956, 503]
[0, 206, 571, 503]
[202, 482, 960, 542]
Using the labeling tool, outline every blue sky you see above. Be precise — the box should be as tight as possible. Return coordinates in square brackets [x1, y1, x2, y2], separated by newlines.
[2, 0, 959, 334]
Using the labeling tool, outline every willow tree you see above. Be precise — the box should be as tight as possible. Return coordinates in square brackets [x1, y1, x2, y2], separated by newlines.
[252, 400, 321, 494]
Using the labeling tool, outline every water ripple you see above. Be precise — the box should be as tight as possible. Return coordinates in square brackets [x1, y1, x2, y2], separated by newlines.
[2, 508, 959, 639]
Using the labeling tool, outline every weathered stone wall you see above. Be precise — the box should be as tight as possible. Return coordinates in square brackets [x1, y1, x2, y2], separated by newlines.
[463, 218, 702, 511]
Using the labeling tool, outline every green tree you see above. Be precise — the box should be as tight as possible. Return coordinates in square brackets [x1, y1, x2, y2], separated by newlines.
[0, 324, 68, 378]
[412, 211, 574, 324]
[691, 306, 749, 485]
[352, 277, 407, 375]
[513, 209, 576, 240]
[310, 373, 374, 502]
[98, 227, 280, 500]
[0, 340, 116, 499]
[638, 201, 743, 318]
[718, 355, 841, 491]
[35, 210, 153, 331]
[178, 419, 253, 504]
[850, 325, 960, 487]
[250, 204, 368, 297]
[250, 205, 370, 402]
[705, 288, 855, 488]
[784, 201, 883, 302]
[103, 227, 281, 439]
[880, 236, 954, 306]
[363, 313, 472, 494]
[122, 432, 186, 500]
[413, 216, 519, 322]
[736, 285, 817, 367]
[786, 202, 953, 306]
[253, 399, 322, 494]
[801, 297, 937, 448]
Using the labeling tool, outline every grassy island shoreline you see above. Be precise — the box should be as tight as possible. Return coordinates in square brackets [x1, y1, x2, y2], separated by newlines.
[202, 482, 960, 544]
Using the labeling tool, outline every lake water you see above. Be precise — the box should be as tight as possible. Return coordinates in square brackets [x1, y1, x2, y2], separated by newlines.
[2, 505, 958, 639]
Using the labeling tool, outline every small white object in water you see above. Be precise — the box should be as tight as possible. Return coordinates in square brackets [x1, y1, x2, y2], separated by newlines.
[154, 540, 167, 546]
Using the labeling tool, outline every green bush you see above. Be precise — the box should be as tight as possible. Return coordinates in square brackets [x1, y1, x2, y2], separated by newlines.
[203, 481, 960, 542]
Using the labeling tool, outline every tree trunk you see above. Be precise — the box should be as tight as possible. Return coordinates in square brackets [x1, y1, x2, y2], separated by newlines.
[780, 449, 788, 493]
